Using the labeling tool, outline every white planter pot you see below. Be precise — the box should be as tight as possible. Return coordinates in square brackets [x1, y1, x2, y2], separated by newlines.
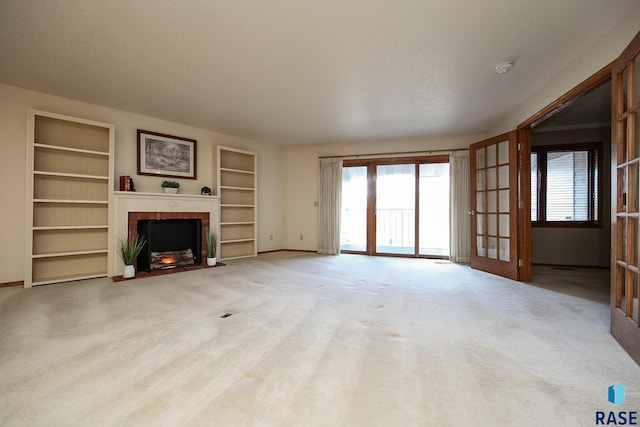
[207, 257, 217, 266]
[123, 264, 136, 279]
[163, 187, 178, 194]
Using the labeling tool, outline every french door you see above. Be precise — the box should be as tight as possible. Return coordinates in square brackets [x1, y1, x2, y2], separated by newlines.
[611, 30, 640, 365]
[340, 156, 449, 257]
[470, 131, 519, 280]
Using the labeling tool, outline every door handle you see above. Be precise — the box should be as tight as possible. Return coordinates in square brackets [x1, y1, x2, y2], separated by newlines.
[468, 210, 476, 216]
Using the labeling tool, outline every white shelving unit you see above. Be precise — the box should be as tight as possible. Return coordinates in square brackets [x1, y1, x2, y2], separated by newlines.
[217, 146, 257, 260]
[25, 110, 114, 287]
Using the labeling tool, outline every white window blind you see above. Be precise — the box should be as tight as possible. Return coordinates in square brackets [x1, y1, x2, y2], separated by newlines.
[531, 145, 599, 224]
[546, 151, 589, 221]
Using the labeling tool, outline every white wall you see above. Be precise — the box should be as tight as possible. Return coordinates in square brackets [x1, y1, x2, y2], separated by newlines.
[0, 84, 285, 283]
[530, 127, 611, 267]
[282, 134, 486, 251]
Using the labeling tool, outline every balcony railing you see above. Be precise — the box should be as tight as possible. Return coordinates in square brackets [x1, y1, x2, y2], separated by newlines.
[375, 208, 415, 248]
[341, 208, 415, 249]
[341, 207, 449, 255]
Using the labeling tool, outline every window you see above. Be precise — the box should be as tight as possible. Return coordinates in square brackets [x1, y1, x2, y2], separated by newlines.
[531, 143, 601, 226]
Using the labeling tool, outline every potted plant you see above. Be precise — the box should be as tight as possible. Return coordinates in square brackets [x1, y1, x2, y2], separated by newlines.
[205, 227, 217, 266]
[161, 180, 180, 194]
[117, 234, 146, 278]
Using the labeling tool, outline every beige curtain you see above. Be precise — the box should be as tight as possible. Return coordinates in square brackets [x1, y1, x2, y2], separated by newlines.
[449, 151, 471, 263]
[318, 158, 343, 255]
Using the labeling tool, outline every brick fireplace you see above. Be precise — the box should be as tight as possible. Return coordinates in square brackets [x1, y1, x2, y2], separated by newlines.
[112, 192, 220, 277]
[128, 211, 210, 266]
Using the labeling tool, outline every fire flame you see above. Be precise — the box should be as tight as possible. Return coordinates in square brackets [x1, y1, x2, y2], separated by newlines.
[160, 256, 178, 264]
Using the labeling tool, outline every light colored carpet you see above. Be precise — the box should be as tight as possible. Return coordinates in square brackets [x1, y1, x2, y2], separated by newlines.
[0, 252, 638, 426]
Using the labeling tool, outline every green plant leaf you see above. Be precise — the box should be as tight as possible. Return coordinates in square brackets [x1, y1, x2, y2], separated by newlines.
[205, 227, 217, 257]
[117, 235, 146, 265]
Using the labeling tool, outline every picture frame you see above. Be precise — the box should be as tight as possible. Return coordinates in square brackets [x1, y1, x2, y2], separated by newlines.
[137, 130, 197, 179]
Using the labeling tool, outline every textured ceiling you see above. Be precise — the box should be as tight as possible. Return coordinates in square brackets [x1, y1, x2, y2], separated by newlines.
[0, 0, 637, 145]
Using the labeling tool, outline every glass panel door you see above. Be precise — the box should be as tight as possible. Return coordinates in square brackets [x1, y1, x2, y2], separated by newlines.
[470, 131, 518, 280]
[340, 166, 368, 252]
[611, 30, 640, 365]
[419, 163, 450, 256]
[376, 164, 416, 254]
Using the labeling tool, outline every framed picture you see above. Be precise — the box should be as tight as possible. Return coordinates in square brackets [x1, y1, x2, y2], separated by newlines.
[137, 130, 197, 179]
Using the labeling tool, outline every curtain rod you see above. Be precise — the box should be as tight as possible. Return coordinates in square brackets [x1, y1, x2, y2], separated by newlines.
[318, 147, 468, 160]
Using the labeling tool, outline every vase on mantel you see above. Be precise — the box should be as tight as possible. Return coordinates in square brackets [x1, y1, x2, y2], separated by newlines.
[161, 180, 180, 194]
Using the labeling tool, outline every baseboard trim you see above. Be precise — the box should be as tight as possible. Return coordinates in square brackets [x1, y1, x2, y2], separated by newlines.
[532, 263, 610, 269]
[258, 249, 316, 255]
[0, 281, 24, 288]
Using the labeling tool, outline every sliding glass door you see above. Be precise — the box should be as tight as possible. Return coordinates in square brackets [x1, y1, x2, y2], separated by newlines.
[376, 164, 416, 254]
[340, 157, 449, 257]
[340, 166, 368, 252]
[419, 163, 450, 256]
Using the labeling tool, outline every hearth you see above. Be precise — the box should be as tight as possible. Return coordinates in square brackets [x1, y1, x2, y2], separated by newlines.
[137, 219, 202, 272]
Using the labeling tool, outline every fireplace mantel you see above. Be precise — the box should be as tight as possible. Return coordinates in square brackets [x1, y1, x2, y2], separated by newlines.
[112, 192, 220, 277]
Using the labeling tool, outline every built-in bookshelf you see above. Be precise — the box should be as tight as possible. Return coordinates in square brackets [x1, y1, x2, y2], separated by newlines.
[217, 146, 257, 260]
[25, 110, 114, 287]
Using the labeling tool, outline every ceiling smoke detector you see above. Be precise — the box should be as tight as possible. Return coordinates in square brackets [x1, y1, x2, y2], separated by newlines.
[495, 61, 514, 75]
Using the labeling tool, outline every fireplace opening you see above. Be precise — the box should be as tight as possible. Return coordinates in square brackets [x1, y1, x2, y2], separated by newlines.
[151, 248, 194, 270]
[137, 219, 202, 272]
